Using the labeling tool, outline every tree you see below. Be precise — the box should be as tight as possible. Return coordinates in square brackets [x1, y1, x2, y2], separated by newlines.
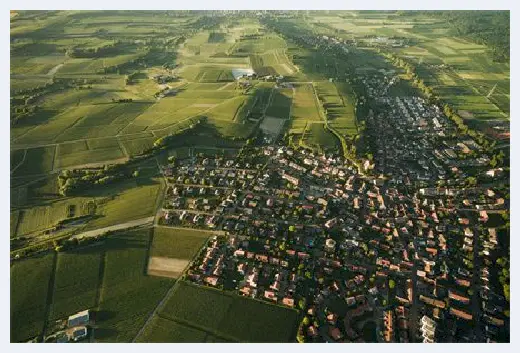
[132, 170, 140, 178]
[389, 279, 395, 289]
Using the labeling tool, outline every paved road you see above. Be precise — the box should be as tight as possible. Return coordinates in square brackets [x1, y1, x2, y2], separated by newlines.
[71, 216, 154, 240]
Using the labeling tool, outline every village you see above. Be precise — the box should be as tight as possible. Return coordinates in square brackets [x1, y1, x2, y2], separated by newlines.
[154, 31, 509, 341]
[157, 134, 508, 343]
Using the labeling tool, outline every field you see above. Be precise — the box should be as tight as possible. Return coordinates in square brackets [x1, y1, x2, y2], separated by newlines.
[290, 83, 323, 134]
[147, 227, 210, 278]
[316, 81, 358, 139]
[137, 280, 299, 342]
[302, 122, 340, 151]
[313, 11, 510, 131]
[11, 253, 55, 342]
[10, 228, 176, 343]
[49, 247, 103, 320]
[95, 229, 173, 342]
[150, 227, 210, 259]
[266, 88, 293, 119]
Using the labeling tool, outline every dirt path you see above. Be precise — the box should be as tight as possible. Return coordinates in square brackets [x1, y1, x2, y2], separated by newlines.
[71, 216, 155, 240]
[46, 63, 64, 76]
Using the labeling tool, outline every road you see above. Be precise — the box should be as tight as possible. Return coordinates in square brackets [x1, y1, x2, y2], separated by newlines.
[71, 216, 154, 240]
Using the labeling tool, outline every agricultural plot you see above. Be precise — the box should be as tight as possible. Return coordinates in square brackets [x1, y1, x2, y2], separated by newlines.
[55, 138, 126, 169]
[148, 228, 209, 279]
[316, 81, 357, 138]
[150, 227, 210, 259]
[96, 229, 173, 342]
[265, 88, 293, 119]
[14, 198, 95, 237]
[136, 316, 209, 343]
[179, 65, 235, 83]
[302, 123, 340, 152]
[82, 177, 163, 231]
[250, 50, 295, 76]
[49, 248, 103, 321]
[11, 253, 55, 342]
[11, 146, 55, 177]
[205, 96, 249, 122]
[290, 83, 322, 134]
[152, 280, 298, 342]
[119, 136, 156, 156]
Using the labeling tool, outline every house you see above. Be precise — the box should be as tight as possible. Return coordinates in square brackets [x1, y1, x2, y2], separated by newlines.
[307, 325, 319, 337]
[282, 297, 295, 307]
[450, 308, 472, 321]
[67, 310, 90, 328]
[329, 327, 343, 341]
[68, 326, 88, 342]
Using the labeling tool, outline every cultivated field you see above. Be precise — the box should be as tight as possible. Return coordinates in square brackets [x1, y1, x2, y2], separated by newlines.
[137, 280, 299, 342]
[147, 227, 210, 278]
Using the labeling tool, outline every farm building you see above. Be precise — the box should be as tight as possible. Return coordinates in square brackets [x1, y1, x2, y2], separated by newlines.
[67, 309, 90, 328]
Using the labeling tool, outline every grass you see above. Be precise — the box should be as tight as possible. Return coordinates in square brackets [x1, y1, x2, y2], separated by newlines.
[11, 252, 55, 342]
[49, 247, 103, 320]
[155, 280, 298, 342]
[150, 227, 210, 259]
[96, 229, 173, 342]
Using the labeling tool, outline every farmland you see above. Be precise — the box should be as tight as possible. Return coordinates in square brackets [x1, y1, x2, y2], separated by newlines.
[10, 10, 509, 344]
[150, 227, 210, 259]
[95, 229, 173, 342]
[11, 253, 55, 342]
[137, 280, 299, 342]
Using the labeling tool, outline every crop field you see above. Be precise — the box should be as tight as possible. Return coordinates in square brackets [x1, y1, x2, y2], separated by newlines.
[302, 123, 340, 151]
[150, 227, 210, 259]
[148, 227, 210, 279]
[14, 197, 95, 237]
[149, 280, 298, 342]
[55, 139, 126, 168]
[265, 88, 293, 119]
[11, 146, 55, 177]
[316, 81, 357, 138]
[290, 83, 323, 134]
[11, 253, 55, 342]
[136, 316, 209, 342]
[119, 136, 156, 156]
[250, 50, 296, 76]
[83, 177, 164, 231]
[96, 229, 173, 342]
[49, 247, 103, 320]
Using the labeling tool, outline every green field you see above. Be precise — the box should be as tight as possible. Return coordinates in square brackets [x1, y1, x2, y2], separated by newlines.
[11, 253, 55, 342]
[49, 247, 103, 320]
[150, 280, 298, 342]
[136, 316, 209, 343]
[290, 83, 322, 133]
[150, 227, 210, 259]
[11, 146, 56, 177]
[96, 229, 174, 342]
